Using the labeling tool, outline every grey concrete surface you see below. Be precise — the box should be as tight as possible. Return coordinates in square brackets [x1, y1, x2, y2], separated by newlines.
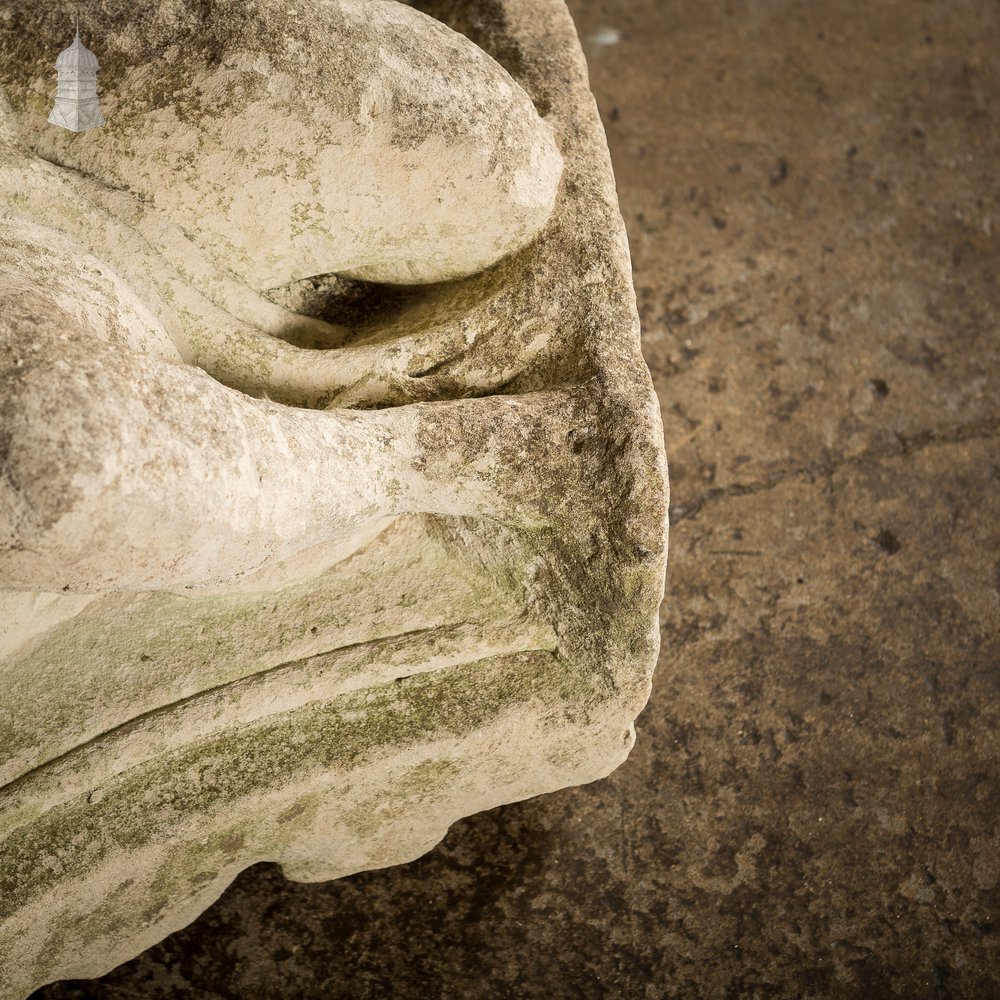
[32, 0, 999, 997]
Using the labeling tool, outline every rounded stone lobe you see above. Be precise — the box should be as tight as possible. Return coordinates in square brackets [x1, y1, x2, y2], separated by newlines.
[8, 0, 564, 289]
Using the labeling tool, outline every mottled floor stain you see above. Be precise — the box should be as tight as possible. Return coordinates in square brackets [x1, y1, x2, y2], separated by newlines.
[33, 0, 999, 997]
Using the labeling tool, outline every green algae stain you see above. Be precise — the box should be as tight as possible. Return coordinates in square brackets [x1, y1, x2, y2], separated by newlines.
[0, 648, 594, 921]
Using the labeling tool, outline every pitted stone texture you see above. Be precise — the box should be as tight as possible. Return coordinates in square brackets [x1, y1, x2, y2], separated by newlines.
[0, 1, 667, 997]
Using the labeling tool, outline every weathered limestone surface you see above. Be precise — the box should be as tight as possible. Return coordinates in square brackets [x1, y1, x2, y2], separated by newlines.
[0, 1, 668, 996]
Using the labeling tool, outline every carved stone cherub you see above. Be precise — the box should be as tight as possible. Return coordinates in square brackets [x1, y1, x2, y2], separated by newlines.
[0, 2, 667, 994]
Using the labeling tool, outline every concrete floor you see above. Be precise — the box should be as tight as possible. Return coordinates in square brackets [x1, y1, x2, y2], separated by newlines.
[35, 0, 999, 997]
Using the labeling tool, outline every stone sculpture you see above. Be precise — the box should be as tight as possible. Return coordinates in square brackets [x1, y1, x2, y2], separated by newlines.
[0, 1, 668, 995]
